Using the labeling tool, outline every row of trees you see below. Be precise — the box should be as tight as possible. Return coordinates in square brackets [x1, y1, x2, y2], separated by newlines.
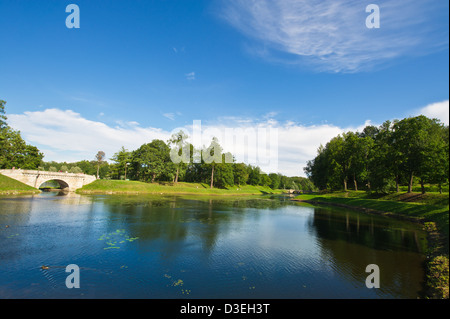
[39, 159, 110, 178]
[108, 132, 316, 191]
[305, 115, 449, 194]
[0, 100, 44, 169]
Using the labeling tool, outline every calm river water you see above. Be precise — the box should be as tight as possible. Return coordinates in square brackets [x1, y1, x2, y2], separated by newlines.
[0, 192, 427, 299]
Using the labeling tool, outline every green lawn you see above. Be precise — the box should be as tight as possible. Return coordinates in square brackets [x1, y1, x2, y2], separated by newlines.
[0, 173, 40, 195]
[77, 179, 284, 196]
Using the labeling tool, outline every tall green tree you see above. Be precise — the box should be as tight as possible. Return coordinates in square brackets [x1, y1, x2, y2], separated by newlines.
[368, 120, 399, 193]
[345, 132, 374, 191]
[0, 125, 44, 169]
[203, 137, 223, 189]
[268, 173, 280, 189]
[304, 145, 332, 190]
[0, 100, 7, 130]
[111, 146, 131, 180]
[233, 163, 249, 186]
[392, 116, 445, 193]
[95, 151, 106, 179]
[168, 130, 190, 184]
[213, 153, 235, 188]
[130, 140, 173, 183]
[247, 165, 261, 186]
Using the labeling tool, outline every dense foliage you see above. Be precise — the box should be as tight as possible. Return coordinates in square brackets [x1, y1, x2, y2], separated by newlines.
[304, 115, 449, 194]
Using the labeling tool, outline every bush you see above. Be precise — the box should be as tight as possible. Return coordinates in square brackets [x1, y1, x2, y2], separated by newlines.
[69, 166, 83, 174]
[427, 255, 449, 299]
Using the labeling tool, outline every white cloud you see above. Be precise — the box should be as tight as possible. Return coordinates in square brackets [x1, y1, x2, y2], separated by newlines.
[8, 109, 171, 163]
[219, 0, 448, 72]
[8, 108, 371, 176]
[416, 100, 449, 125]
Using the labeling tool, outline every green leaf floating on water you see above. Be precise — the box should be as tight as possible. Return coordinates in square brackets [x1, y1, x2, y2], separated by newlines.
[98, 229, 139, 250]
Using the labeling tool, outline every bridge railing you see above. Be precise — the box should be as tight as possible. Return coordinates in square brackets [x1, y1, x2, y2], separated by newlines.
[0, 169, 96, 178]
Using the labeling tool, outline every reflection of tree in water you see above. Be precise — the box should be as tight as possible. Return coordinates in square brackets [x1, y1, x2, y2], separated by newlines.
[309, 207, 428, 298]
[97, 195, 293, 259]
[0, 197, 34, 263]
[308, 207, 427, 253]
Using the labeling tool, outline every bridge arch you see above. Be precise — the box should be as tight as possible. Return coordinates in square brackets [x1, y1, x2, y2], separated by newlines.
[38, 179, 70, 190]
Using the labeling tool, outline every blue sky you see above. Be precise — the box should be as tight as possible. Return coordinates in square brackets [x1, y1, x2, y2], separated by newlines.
[0, 0, 448, 176]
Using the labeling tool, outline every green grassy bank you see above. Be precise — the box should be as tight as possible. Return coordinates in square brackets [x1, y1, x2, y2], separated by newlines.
[0, 173, 40, 195]
[77, 179, 284, 196]
[295, 191, 449, 299]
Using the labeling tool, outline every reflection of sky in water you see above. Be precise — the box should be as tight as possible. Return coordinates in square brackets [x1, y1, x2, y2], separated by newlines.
[0, 193, 427, 299]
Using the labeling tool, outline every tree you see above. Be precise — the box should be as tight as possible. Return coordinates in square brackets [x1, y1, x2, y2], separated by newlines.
[304, 145, 332, 190]
[111, 146, 131, 180]
[247, 165, 261, 186]
[345, 132, 374, 191]
[203, 137, 223, 189]
[268, 173, 280, 189]
[392, 116, 445, 193]
[130, 140, 172, 183]
[233, 163, 249, 186]
[214, 154, 235, 188]
[368, 120, 399, 193]
[0, 100, 7, 130]
[168, 131, 190, 184]
[0, 126, 44, 169]
[69, 166, 83, 174]
[414, 120, 448, 194]
[260, 173, 272, 187]
[326, 134, 352, 191]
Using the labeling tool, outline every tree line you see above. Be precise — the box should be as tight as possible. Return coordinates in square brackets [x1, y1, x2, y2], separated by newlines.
[108, 132, 316, 191]
[304, 115, 449, 194]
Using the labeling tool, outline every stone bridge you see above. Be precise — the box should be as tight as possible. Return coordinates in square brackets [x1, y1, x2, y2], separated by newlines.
[0, 169, 97, 191]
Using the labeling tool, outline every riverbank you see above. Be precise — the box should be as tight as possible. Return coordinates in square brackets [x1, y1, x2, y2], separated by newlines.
[0, 173, 40, 195]
[294, 191, 449, 299]
[76, 179, 285, 196]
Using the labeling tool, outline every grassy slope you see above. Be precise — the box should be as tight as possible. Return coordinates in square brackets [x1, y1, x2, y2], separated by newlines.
[77, 179, 284, 196]
[0, 173, 40, 195]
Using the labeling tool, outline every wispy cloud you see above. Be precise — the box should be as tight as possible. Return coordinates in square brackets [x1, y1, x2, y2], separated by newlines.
[162, 112, 182, 121]
[185, 72, 196, 80]
[219, 0, 448, 73]
[163, 113, 176, 121]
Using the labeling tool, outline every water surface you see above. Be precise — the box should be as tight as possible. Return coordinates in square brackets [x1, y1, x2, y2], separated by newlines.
[0, 192, 427, 298]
